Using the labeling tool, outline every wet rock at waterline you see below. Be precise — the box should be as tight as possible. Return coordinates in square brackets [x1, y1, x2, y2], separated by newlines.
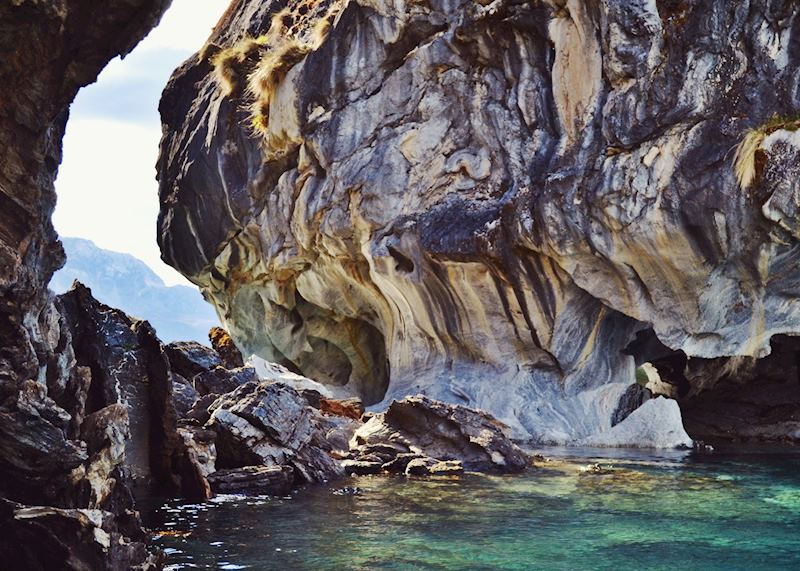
[156, 0, 800, 445]
[208, 465, 294, 496]
[350, 396, 529, 474]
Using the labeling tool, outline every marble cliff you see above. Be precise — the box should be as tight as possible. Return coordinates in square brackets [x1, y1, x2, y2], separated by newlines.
[158, 0, 800, 443]
[1, 0, 800, 567]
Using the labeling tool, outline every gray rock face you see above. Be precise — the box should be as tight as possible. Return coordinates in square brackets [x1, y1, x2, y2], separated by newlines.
[157, 0, 800, 443]
[207, 381, 344, 482]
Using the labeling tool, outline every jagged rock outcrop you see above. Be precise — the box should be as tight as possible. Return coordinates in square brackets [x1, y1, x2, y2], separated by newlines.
[157, 0, 800, 444]
[207, 380, 344, 481]
[0, 499, 163, 571]
[0, 0, 171, 567]
[349, 396, 529, 474]
[59, 282, 184, 493]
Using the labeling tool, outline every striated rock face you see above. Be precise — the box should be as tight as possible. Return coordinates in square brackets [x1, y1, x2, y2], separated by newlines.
[207, 380, 344, 481]
[351, 395, 529, 473]
[157, 0, 800, 443]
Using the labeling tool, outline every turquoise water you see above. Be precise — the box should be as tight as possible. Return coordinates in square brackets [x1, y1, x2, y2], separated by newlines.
[146, 448, 800, 570]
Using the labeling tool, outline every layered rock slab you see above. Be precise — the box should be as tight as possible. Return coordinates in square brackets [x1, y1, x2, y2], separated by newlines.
[207, 381, 344, 482]
[350, 396, 529, 474]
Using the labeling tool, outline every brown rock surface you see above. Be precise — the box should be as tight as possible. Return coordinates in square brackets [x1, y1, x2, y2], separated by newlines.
[320, 397, 364, 421]
[209, 326, 245, 369]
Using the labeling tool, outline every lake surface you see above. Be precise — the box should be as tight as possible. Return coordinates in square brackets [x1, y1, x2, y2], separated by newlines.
[145, 447, 800, 570]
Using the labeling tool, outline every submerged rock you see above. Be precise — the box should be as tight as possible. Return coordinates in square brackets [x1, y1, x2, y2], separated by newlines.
[405, 458, 464, 478]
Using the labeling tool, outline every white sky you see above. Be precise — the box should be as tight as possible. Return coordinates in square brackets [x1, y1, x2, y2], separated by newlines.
[54, 0, 230, 286]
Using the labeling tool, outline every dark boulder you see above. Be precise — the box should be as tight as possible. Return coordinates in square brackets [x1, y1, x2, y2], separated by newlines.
[193, 365, 256, 396]
[351, 396, 529, 474]
[164, 341, 222, 379]
[207, 465, 293, 496]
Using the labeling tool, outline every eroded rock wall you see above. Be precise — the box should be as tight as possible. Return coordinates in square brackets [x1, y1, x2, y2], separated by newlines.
[158, 0, 800, 443]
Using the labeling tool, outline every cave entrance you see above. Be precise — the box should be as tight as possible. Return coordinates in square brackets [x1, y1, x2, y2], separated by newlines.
[625, 329, 800, 445]
[623, 328, 689, 397]
[289, 295, 391, 406]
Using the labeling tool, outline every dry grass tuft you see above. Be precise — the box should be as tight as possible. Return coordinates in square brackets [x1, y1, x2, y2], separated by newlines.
[733, 129, 766, 191]
[733, 114, 800, 191]
[208, 0, 346, 154]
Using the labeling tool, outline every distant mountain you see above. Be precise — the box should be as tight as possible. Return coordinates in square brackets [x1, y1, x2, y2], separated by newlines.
[51, 237, 218, 343]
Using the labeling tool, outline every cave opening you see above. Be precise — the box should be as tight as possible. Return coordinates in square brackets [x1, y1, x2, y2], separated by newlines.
[290, 295, 391, 406]
[624, 328, 800, 444]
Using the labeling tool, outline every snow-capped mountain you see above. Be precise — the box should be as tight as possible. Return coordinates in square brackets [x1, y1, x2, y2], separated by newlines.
[51, 237, 218, 343]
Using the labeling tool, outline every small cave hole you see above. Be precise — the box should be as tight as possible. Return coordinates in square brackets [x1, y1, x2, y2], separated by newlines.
[387, 245, 414, 273]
